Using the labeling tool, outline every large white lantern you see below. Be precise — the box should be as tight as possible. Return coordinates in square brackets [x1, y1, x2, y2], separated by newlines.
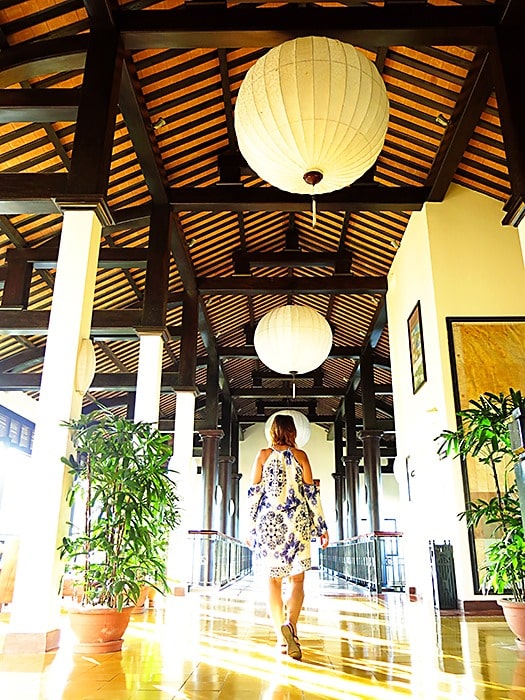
[265, 410, 311, 447]
[234, 36, 389, 196]
[254, 305, 333, 376]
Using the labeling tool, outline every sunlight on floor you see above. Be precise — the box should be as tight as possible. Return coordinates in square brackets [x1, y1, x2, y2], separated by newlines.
[1, 572, 525, 699]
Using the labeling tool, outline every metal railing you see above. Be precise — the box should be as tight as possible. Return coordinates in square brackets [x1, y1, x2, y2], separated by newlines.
[188, 530, 252, 589]
[320, 531, 405, 593]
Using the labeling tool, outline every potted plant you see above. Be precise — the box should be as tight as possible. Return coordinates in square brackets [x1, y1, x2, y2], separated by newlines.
[59, 405, 181, 652]
[436, 389, 525, 648]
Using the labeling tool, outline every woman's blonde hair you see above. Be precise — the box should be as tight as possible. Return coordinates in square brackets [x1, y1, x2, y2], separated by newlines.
[270, 414, 297, 447]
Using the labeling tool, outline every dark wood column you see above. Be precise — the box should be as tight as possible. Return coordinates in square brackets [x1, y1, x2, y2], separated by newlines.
[332, 473, 346, 542]
[199, 429, 223, 531]
[67, 28, 123, 198]
[359, 430, 383, 533]
[200, 351, 222, 531]
[178, 290, 199, 391]
[218, 398, 235, 536]
[332, 416, 345, 541]
[218, 456, 235, 535]
[344, 390, 360, 538]
[343, 456, 360, 538]
[360, 345, 383, 532]
[491, 1, 525, 226]
[230, 412, 241, 538]
[141, 204, 171, 329]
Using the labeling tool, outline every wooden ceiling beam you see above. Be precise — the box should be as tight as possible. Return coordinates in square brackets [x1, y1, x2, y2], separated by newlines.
[237, 414, 335, 425]
[170, 185, 430, 213]
[232, 249, 352, 273]
[119, 6, 499, 50]
[119, 57, 170, 204]
[218, 345, 362, 359]
[0, 35, 88, 89]
[428, 50, 494, 201]
[0, 183, 427, 215]
[231, 388, 345, 399]
[0, 309, 142, 336]
[0, 347, 45, 373]
[66, 28, 122, 198]
[0, 371, 183, 392]
[0, 88, 80, 123]
[0, 173, 66, 214]
[198, 275, 387, 295]
[4, 245, 148, 269]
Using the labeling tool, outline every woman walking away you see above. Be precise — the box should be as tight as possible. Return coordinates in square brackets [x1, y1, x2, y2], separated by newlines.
[247, 414, 329, 660]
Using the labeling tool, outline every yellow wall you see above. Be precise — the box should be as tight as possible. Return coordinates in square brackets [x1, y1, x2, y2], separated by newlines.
[387, 183, 525, 602]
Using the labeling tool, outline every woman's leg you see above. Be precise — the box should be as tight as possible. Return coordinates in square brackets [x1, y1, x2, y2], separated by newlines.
[285, 572, 305, 633]
[280, 572, 304, 659]
[268, 576, 285, 642]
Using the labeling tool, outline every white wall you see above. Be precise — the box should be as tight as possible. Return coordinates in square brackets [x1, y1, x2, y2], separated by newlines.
[387, 184, 525, 602]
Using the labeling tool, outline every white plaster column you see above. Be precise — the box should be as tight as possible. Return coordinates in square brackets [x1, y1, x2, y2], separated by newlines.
[4, 208, 102, 653]
[134, 331, 163, 425]
[167, 390, 196, 590]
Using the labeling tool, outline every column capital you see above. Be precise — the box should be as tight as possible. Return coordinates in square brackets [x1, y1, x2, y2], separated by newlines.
[332, 472, 346, 481]
[342, 455, 360, 467]
[358, 429, 384, 441]
[55, 196, 113, 227]
[199, 428, 224, 441]
[218, 455, 236, 464]
[175, 385, 200, 396]
[135, 326, 171, 342]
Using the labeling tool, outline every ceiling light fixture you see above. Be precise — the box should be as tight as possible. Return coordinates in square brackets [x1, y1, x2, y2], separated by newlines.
[254, 304, 333, 397]
[235, 36, 389, 224]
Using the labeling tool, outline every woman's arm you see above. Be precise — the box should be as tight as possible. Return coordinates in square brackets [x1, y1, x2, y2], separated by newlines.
[292, 448, 314, 484]
[293, 448, 329, 546]
[250, 448, 269, 485]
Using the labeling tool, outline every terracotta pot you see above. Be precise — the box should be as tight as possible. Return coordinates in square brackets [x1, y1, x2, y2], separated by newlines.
[132, 587, 149, 614]
[498, 599, 525, 650]
[68, 606, 133, 654]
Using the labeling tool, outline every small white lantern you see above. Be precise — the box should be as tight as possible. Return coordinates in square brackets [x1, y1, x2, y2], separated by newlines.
[265, 410, 311, 447]
[254, 304, 332, 376]
[75, 338, 96, 395]
[234, 36, 389, 196]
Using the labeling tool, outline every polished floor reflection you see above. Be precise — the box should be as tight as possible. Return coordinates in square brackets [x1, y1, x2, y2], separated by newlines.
[1, 572, 525, 699]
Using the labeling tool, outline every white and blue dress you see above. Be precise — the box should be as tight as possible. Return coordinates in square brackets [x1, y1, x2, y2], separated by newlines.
[248, 447, 328, 578]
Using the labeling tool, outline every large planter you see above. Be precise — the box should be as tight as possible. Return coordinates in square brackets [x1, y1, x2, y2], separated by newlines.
[498, 599, 525, 650]
[132, 585, 157, 613]
[68, 606, 134, 654]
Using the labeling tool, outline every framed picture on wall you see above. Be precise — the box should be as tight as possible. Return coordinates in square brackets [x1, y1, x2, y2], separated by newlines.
[408, 301, 427, 394]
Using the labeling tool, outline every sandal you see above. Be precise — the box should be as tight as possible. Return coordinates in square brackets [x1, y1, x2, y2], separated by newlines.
[281, 622, 302, 660]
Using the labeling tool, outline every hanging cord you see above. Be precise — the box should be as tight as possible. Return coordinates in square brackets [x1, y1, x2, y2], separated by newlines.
[290, 371, 297, 398]
[303, 170, 323, 230]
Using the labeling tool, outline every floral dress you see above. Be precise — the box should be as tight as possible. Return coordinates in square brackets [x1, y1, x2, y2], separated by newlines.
[247, 448, 328, 578]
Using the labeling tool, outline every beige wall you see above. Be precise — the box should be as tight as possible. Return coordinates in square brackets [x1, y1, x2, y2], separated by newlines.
[387, 183, 525, 602]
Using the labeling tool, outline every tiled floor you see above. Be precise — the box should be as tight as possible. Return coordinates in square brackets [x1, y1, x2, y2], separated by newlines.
[1, 572, 525, 699]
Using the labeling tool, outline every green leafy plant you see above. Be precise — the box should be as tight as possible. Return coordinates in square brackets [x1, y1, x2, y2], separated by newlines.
[436, 389, 525, 601]
[59, 406, 181, 610]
